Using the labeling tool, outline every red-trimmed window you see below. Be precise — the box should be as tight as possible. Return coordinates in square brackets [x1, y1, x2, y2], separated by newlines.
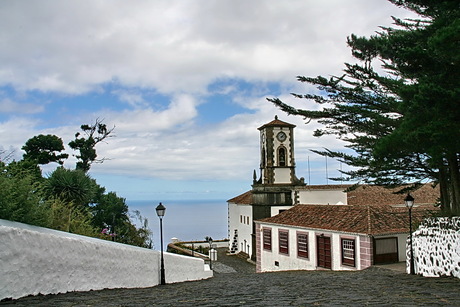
[279, 230, 289, 255]
[263, 228, 272, 251]
[297, 232, 308, 258]
[341, 238, 355, 267]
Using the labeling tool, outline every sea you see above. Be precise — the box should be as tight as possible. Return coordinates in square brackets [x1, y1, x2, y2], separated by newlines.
[127, 199, 228, 250]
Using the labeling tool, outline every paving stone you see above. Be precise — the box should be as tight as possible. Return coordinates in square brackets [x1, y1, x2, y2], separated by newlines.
[2, 248, 459, 306]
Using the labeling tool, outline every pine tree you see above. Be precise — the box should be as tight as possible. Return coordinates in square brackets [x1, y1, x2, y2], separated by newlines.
[269, 0, 459, 213]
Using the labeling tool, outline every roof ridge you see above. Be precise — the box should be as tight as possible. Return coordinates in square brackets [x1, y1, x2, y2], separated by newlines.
[367, 205, 372, 234]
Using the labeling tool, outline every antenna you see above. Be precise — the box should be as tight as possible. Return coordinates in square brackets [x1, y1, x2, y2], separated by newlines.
[307, 155, 311, 185]
[340, 162, 343, 185]
[325, 156, 328, 185]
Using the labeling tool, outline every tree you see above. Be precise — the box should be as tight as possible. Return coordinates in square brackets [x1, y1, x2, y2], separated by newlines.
[48, 198, 98, 236]
[44, 167, 103, 207]
[68, 119, 115, 172]
[0, 161, 49, 226]
[91, 192, 129, 235]
[22, 134, 69, 165]
[269, 0, 459, 213]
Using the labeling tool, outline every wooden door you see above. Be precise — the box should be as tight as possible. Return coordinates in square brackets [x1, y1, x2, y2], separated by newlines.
[317, 236, 332, 269]
[374, 237, 398, 264]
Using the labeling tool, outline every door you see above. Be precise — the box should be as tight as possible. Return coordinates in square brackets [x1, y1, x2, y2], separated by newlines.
[374, 237, 398, 264]
[317, 236, 332, 269]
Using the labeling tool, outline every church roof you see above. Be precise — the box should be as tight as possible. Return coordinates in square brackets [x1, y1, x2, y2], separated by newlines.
[227, 190, 252, 204]
[257, 204, 436, 235]
[258, 115, 296, 130]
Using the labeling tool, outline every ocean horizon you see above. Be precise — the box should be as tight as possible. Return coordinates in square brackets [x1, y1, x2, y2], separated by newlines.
[127, 199, 228, 250]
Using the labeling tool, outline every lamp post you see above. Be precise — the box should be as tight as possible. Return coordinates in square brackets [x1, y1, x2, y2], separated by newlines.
[206, 236, 213, 270]
[404, 194, 415, 275]
[156, 202, 166, 285]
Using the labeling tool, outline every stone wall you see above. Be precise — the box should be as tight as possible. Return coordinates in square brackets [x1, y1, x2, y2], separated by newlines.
[408, 217, 460, 278]
[0, 219, 212, 300]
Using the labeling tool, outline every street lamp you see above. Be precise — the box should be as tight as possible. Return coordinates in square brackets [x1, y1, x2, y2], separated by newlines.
[156, 202, 166, 285]
[405, 194, 415, 275]
[206, 236, 213, 270]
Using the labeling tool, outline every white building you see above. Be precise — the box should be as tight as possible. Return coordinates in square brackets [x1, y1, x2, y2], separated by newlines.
[227, 116, 439, 267]
[255, 204, 415, 272]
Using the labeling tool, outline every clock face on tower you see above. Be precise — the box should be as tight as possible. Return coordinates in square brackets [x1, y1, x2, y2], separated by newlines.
[276, 131, 287, 142]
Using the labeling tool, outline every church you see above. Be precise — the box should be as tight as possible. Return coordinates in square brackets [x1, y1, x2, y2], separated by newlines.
[227, 116, 438, 271]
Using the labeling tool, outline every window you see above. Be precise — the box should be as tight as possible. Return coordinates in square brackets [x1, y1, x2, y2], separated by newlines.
[278, 147, 286, 166]
[341, 238, 355, 266]
[297, 232, 308, 258]
[263, 228, 272, 251]
[279, 230, 289, 255]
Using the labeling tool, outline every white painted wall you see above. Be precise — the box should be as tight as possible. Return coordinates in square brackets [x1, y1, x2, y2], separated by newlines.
[228, 202, 253, 257]
[297, 189, 347, 205]
[397, 234, 407, 261]
[270, 206, 293, 217]
[0, 219, 212, 300]
[273, 127, 292, 167]
[257, 223, 369, 272]
[273, 168, 291, 184]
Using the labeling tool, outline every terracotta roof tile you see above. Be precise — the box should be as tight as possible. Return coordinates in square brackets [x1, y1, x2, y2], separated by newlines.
[347, 184, 439, 206]
[258, 116, 296, 130]
[227, 190, 252, 204]
[257, 204, 437, 235]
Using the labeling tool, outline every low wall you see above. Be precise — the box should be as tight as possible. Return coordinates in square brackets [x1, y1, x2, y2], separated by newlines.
[168, 239, 229, 259]
[408, 217, 460, 278]
[0, 219, 212, 300]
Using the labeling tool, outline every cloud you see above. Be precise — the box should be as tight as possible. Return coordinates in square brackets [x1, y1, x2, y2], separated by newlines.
[0, 0, 413, 95]
[0, 98, 44, 114]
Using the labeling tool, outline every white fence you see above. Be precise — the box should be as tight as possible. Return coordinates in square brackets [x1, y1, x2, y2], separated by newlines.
[408, 216, 460, 278]
[0, 219, 212, 300]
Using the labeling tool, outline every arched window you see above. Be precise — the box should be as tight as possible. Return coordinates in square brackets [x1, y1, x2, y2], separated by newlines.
[278, 147, 286, 166]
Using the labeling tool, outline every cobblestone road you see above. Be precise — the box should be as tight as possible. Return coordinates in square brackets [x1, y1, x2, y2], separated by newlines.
[2, 249, 459, 306]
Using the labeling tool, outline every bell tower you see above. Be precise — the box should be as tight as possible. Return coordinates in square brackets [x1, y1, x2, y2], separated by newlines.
[257, 115, 297, 185]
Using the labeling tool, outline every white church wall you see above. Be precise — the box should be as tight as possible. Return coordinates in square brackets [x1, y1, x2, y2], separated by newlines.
[273, 168, 291, 184]
[409, 217, 460, 278]
[270, 206, 293, 217]
[273, 127, 293, 167]
[0, 219, 212, 301]
[228, 202, 239, 250]
[297, 189, 347, 205]
[228, 202, 253, 257]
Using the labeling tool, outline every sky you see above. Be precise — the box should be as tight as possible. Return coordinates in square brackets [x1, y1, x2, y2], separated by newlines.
[0, 0, 416, 201]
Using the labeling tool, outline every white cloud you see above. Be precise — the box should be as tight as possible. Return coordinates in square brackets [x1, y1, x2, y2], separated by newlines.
[0, 0, 414, 95]
[0, 98, 44, 114]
